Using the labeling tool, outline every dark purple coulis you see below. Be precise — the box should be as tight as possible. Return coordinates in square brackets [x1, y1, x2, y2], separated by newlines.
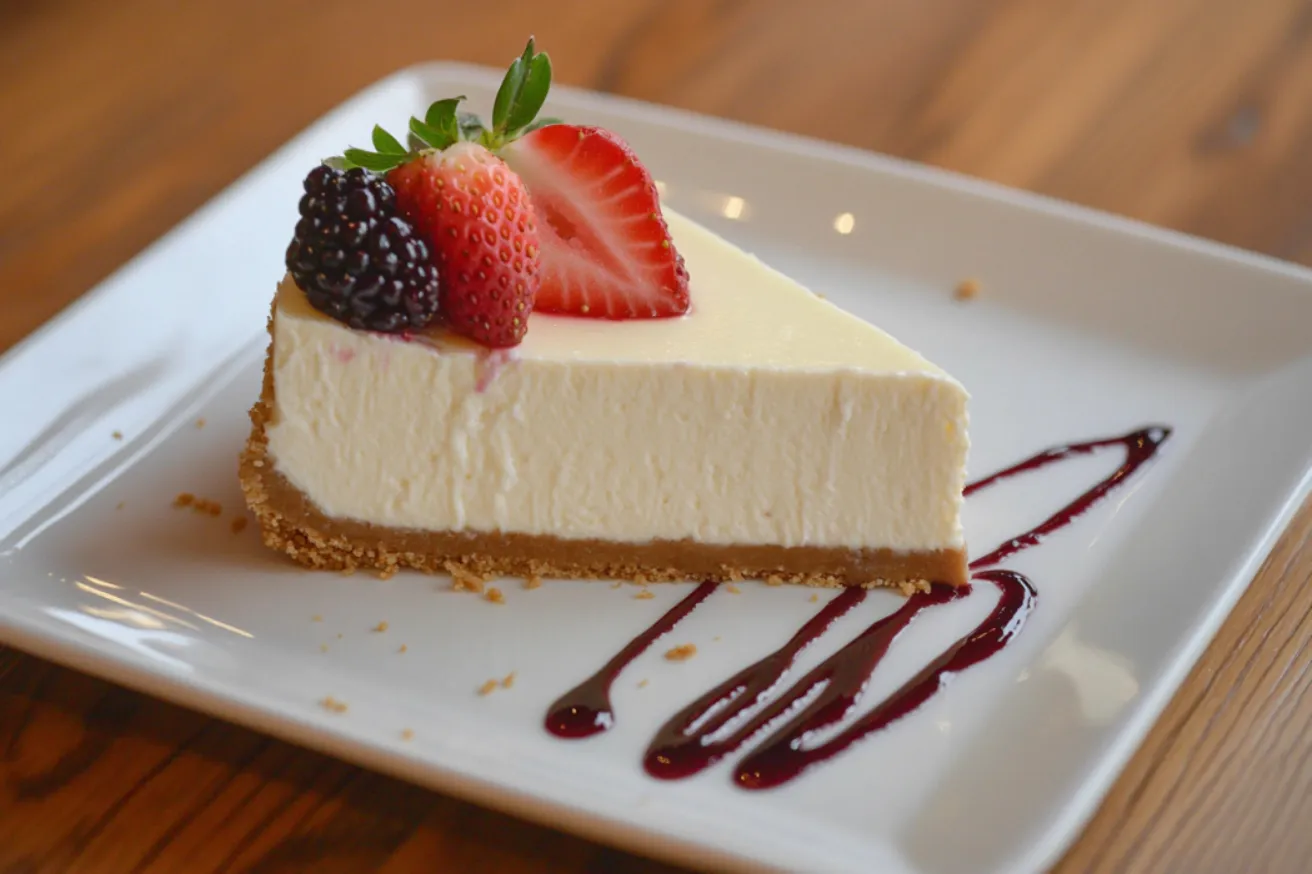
[546, 426, 1171, 788]
[965, 426, 1171, 568]
[729, 569, 1034, 789]
[545, 581, 716, 737]
[643, 586, 872, 778]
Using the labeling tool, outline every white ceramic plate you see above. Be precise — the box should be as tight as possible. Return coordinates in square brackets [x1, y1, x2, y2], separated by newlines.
[4, 65, 1312, 874]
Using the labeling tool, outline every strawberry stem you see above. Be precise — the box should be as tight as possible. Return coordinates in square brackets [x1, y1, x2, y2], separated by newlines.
[486, 37, 553, 149]
[339, 38, 558, 170]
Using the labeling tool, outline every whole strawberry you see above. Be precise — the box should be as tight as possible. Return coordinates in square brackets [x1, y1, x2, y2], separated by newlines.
[339, 39, 558, 347]
[388, 143, 539, 347]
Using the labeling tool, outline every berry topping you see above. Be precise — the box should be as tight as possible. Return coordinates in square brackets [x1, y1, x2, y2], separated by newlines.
[388, 142, 540, 348]
[322, 37, 689, 345]
[286, 166, 440, 333]
[501, 125, 689, 319]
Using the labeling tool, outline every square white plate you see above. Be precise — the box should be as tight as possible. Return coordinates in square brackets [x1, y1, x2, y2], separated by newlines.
[4, 65, 1312, 874]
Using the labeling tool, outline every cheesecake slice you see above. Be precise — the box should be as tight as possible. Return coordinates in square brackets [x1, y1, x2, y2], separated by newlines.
[241, 208, 969, 588]
[240, 42, 969, 588]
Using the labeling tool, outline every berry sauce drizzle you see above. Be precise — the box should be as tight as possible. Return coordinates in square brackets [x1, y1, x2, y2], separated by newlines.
[545, 582, 717, 738]
[643, 587, 871, 778]
[729, 569, 1034, 789]
[546, 426, 1170, 788]
[965, 426, 1170, 568]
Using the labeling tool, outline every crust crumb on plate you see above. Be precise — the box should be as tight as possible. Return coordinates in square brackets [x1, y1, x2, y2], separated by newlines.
[525, 574, 543, 590]
[477, 679, 499, 696]
[665, 644, 697, 662]
[401, 729, 414, 741]
[174, 492, 223, 516]
[372, 621, 389, 633]
[954, 277, 981, 301]
[486, 586, 505, 604]
[501, 671, 516, 689]
[320, 696, 348, 713]
[635, 589, 654, 600]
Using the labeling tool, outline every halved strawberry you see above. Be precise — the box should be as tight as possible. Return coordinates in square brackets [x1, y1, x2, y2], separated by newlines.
[502, 125, 690, 319]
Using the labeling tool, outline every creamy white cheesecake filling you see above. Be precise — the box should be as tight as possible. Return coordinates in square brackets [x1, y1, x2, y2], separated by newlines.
[264, 211, 969, 552]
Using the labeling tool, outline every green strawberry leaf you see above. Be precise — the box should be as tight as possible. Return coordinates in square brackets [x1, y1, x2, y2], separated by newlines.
[371, 125, 406, 155]
[492, 42, 531, 134]
[505, 51, 552, 134]
[409, 116, 454, 151]
[424, 96, 465, 144]
[491, 37, 553, 139]
[345, 39, 552, 165]
[342, 148, 406, 172]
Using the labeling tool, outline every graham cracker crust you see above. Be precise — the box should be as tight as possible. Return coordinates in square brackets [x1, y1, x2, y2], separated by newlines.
[239, 327, 968, 590]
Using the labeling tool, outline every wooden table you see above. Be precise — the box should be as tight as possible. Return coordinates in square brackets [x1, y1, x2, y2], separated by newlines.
[4, 1, 1312, 870]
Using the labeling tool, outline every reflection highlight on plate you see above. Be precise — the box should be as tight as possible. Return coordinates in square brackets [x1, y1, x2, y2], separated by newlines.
[833, 212, 856, 235]
[50, 607, 196, 672]
[75, 575, 253, 638]
[139, 591, 254, 638]
[77, 581, 200, 631]
[83, 607, 167, 630]
[1040, 627, 1140, 721]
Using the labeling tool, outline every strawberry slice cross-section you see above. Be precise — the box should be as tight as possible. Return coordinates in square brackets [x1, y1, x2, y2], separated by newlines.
[502, 125, 690, 319]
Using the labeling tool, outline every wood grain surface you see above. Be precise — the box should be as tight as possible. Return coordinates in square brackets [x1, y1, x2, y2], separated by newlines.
[4, 0, 1312, 871]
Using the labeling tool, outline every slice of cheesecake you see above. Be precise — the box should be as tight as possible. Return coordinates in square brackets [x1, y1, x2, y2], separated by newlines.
[241, 207, 970, 588]
[240, 42, 969, 588]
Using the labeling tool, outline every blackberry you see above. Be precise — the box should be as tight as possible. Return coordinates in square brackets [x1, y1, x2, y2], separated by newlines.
[285, 165, 440, 333]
